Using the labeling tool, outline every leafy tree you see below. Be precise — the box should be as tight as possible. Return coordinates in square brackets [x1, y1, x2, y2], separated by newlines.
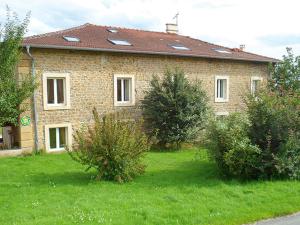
[142, 69, 209, 149]
[0, 8, 35, 127]
[269, 47, 300, 95]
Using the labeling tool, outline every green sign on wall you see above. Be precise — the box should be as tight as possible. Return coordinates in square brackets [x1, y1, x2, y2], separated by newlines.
[21, 116, 31, 126]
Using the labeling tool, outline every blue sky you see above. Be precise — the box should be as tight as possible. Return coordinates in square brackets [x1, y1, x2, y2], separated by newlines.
[1, 0, 300, 59]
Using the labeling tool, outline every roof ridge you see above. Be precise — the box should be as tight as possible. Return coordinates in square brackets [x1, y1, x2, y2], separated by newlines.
[24, 23, 92, 40]
[88, 23, 179, 36]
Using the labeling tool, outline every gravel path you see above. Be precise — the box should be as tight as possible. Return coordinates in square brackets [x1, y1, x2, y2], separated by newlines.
[251, 212, 300, 225]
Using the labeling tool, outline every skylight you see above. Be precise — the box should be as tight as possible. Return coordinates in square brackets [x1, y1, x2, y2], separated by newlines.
[213, 48, 231, 54]
[170, 44, 190, 50]
[108, 39, 132, 46]
[107, 28, 118, 33]
[63, 36, 80, 42]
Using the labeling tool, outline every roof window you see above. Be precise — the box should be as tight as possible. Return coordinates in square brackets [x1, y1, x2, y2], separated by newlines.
[107, 28, 118, 33]
[213, 48, 232, 54]
[108, 39, 132, 46]
[63, 36, 80, 42]
[170, 44, 190, 50]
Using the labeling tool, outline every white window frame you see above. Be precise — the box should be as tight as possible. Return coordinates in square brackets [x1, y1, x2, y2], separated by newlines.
[114, 74, 135, 107]
[43, 72, 71, 110]
[215, 75, 229, 103]
[251, 76, 263, 95]
[44, 123, 72, 152]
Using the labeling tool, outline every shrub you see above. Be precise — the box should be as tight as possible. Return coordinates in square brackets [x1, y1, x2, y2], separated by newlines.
[142, 68, 209, 149]
[246, 90, 300, 178]
[206, 90, 300, 180]
[275, 133, 300, 179]
[206, 113, 261, 179]
[68, 109, 150, 183]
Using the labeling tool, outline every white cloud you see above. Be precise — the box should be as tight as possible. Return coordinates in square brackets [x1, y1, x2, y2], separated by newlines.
[1, 0, 300, 58]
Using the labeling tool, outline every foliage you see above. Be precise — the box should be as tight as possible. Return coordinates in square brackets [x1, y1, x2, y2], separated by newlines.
[67, 109, 150, 183]
[275, 134, 300, 179]
[206, 113, 261, 179]
[246, 90, 300, 179]
[269, 47, 300, 95]
[142, 68, 209, 149]
[0, 7, 35, 127]
[206, 90, 300, 180]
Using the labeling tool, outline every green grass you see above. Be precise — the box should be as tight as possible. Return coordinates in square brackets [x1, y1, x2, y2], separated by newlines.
[0, 150, 300, 225]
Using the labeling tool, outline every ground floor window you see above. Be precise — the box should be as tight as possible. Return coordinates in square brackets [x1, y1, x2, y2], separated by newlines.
[45, 124, 72, 151]
[49, 127, 66, 150]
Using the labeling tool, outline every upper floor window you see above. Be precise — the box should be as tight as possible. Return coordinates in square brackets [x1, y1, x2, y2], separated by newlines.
[47, 78, 65, 105]
[43, 73, 71, 110]
[215, 76, 229, 102]
[114, 74, 135, 106]
[251, 76, 263, 95]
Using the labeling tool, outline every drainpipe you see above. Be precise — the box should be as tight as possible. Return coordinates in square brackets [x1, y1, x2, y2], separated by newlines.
[25, 45, 39, 152]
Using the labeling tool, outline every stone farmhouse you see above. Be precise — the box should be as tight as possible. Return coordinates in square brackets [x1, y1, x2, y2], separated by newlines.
[1, 22, 277, 154]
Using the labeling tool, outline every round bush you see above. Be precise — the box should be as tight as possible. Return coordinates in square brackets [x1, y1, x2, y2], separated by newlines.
[68, 109, 150, 183]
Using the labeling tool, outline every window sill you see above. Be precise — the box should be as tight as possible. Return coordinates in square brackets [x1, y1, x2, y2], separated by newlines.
[44, 105, 71, 111]
[114, 102, 135, 107]
[48, 148, 66, 152]
[215, 98, 229, 103]
[47, 148, 66, 153]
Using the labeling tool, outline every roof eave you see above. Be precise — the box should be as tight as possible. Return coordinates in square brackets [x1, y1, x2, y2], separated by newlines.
[22, 43, 278, 63]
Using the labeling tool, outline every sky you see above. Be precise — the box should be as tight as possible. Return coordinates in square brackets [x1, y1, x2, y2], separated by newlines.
[1, 0, 300, 59]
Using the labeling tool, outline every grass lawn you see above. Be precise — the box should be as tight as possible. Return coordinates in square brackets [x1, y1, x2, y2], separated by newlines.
[0, 150, 300, 225]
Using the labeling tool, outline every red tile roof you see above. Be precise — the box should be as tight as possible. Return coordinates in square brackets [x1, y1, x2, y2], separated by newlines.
[22, 23, 278, 63]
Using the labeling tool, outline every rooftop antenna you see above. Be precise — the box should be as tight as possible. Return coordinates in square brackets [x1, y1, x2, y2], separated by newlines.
[173, 12, 179, 25]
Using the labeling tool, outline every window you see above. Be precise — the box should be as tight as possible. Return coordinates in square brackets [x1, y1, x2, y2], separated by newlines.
[45, 123, 72, 151]
[170, 44, 190, 50]
[213, 48, 232, 54]
[47, 78, 65, 104]
[114, 74, 135, 106]
[108, 39, 132, 46]
[107, 28, 118, 33]
[215, 76, 229, 102]
[43, 73, 70, 110]
[63, 36, 80, 42]
[251, 76, 263, 95]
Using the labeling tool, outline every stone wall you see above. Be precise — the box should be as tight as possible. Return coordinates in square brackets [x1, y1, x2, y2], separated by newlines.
[18, 48, 269, 150]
